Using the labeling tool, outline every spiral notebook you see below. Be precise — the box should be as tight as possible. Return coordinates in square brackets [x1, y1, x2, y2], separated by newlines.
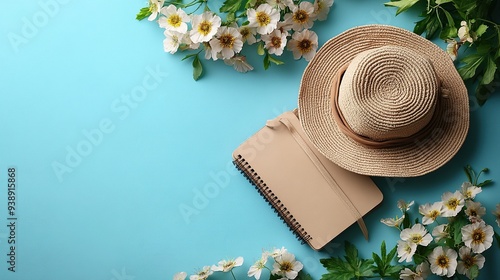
[233, 110, 383, 250]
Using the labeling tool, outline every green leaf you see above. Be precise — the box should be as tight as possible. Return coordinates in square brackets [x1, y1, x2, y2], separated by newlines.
[451, 214, 469, 246]
[371, 241, 403, 277]
[480, 56, 497, 85]
[192, 55, 203, 81]
[495, 231, 500, 248]
[477, 179, 493, 188]
[439, 9, 458, 39]
[297, 271, 313, 280]
[321, 241, 374, 280]
[136, 7, 152, 21]
[469, 264, 479, 279]
[402, 212, 411, 229]
[257, 42, 265, 56]
[436, 0, 453, 4]
[413, 11, 441, 39]
[268, 55, 284, 66]
[263, 53, 270, 70]
[475, 24, 489, 38]
[384, 0, 420, 15]
[220, 0, 244, 13]
[458, 53, 486, 80]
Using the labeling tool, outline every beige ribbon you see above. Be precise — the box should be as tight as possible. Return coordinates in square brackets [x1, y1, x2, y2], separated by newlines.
[267, 117, 369, 241]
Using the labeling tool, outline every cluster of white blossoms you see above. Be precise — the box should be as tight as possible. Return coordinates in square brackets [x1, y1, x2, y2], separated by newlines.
[381, 181, 500, 280]
[446, 20, 478, 61]
[144, 0, 333, 74]
[173, 247, 304, 280]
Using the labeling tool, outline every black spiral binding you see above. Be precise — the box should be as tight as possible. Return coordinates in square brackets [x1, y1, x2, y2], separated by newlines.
[233, 154, 312, 244]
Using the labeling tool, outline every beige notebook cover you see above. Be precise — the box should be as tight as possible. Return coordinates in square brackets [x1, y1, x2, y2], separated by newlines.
[232, 110, 383, 250]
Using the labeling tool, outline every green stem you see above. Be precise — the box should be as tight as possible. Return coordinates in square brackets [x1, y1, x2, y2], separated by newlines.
[476, 18, 500, 28]
[230, 270, 237, 280]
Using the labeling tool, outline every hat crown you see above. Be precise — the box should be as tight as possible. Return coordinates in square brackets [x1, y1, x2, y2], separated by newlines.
[338, 46, 439, 141]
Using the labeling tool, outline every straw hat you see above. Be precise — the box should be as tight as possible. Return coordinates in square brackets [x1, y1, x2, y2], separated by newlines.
[298, 25, 469, 177]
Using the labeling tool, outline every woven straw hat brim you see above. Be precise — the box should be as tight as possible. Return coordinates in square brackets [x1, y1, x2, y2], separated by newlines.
[298, 25, 469, 177]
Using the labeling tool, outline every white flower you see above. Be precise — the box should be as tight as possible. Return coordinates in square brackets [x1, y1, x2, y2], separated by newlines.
[461, 221, 494, 253]
[457, 246, 485, 279]
[189, 266, 213, 280]
[465, 200, 486, 223]
[397, 240, 417, 263]
[209, 26, 243, 60]
[248, 252, 268, 279]
[400, 223, 433, 246]
[432, 224, 449, 242]
[460, 182, 482, 199]
[284, 2, 315, 31]
[262, 29, 287, 56]
[224, 55, 254, 73]
[276, 20, 293, 37]
[399, 262, 430, 280]
[211, 256, 244, 272]
[441, 191, 465, 217]
[428, 246, 458, 277]
[446, 39, 459, 61]
[174, 272, 187, 280]
[239, 25, 258, 45]
[493, 203, 500, 227]
[190, 12, 222, 43]
[158, 5, 190, 34]
[148, 0, 165, 21]
[458, 21, 474, 43]
[313, 0, 334, 21]
[163, 30, 186, 54]
[398, 200, 415, 212]
[247, 4, 280, 35]
[266, 0, 289, 10]
[381, 215, 404, 228]
[419, 202, 443, 225]
[269, 247, 287, 258]
[271, 252, 303, 279]
[287, 29, 318, 61]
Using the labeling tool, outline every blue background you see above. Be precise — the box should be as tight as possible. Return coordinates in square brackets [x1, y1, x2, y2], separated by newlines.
[1, 0, 499, 279]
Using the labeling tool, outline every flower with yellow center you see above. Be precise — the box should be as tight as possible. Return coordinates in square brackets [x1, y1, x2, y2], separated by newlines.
[284, 1, 315, 31]
[211, 256, 244, 272]
[457, 246, 485, 279]
[190, 11, 221, 44]
[313, 0, 334, 21]
[461, 221, 493, 253]
[428, 246, 457, 277]
[287, 29, 318, 61]
[465, 200, 486, 223]
[262, 29, 287, 55]
[419, 202, 444, 225]
[158, 5, 189, 34]
[396, 240, 417, 263]
[460, 181, 482, 199]
[247, 4, 280, 35]
[441, 191, 465, 217]
[147, 0, 165, 21]
[400, 223, 433, 246]
[209, 26, 243, 60]
[271, 252, 303, 279]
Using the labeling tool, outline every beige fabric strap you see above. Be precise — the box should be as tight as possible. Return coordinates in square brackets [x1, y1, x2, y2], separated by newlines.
[266, 117, 369, 240]
[330, 64, 441, 149]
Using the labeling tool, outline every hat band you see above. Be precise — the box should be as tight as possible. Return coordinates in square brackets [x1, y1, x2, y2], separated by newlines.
[330, 63, 440, 149]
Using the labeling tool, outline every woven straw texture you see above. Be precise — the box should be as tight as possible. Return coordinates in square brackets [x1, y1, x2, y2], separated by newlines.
[298, 25, 469, 177]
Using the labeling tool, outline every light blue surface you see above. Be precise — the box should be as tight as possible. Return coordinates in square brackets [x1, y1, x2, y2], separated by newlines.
[1, 0, 499, 279]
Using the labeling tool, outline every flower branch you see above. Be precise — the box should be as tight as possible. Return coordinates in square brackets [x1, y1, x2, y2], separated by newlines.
[136, 0, 334, 80]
